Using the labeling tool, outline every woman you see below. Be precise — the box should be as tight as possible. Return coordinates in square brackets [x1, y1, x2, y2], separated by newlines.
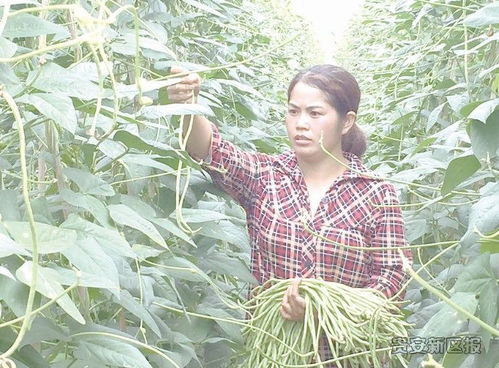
[167, 64, 412, 366]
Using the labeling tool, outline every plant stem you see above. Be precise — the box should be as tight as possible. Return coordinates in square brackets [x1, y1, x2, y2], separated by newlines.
[0, 280, 79, 329]
[0, 88, 40, 359]
[399, 250, 499, 337]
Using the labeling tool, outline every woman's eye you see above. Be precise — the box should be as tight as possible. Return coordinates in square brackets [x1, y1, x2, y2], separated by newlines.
[310, 111, 321, 117]
[288, 109, 298, 115]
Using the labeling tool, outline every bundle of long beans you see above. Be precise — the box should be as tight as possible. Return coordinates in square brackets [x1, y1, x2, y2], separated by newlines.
[241, 279, 410, 368]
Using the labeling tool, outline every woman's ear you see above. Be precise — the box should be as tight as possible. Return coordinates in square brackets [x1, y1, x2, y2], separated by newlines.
[341, 111, 356, 135]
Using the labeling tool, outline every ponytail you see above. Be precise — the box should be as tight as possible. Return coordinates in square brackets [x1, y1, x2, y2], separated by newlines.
[342, 123, 367, 158]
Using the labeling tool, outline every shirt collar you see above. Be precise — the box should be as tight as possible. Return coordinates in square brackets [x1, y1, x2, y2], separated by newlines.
[273, 150, 381, 184]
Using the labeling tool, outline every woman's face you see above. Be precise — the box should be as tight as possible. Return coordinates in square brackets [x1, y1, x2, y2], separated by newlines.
[285, 82, 352, 160]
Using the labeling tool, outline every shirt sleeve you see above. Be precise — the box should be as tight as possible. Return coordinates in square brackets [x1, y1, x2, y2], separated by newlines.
[196, 122, 268, 208]
[366, 183, 413, 299]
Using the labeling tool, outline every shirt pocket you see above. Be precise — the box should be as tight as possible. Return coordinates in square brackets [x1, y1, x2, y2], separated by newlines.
[315, 225, 371, 287]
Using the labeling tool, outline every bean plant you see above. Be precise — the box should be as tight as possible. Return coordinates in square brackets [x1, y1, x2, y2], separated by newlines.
[338, 0, 499, 367]
[1, 0, 498, 367]
[0, 0, 317, 367]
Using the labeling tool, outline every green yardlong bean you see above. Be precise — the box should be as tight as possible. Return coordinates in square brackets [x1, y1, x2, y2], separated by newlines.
[240, 278, 410, 368]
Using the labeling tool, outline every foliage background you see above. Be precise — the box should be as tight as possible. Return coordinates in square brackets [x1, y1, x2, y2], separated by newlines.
[0, 0, 318, 367]
[338, 0, 499, 366]
[0, 0, 498, 367]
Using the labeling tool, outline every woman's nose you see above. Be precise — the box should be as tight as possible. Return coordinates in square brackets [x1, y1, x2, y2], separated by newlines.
[296, 113, 310, 129]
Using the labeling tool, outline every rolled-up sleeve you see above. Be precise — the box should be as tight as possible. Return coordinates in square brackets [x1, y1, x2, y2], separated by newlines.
[366, 183, 412, 299]
[197, 123, 269, 207]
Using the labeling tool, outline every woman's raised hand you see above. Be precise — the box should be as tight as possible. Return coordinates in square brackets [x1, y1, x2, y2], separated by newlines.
[166, 66, 201, 103]
[280, 278, 306, 321]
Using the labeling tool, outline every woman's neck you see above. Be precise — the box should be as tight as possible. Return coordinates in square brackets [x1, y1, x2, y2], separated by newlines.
[297, 151, 349, 185]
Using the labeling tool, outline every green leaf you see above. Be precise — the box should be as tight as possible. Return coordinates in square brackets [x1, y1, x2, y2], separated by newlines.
[441, 154, 480, 195]
[52, 265, 119, 290]
[18, 93, 77, 134]
[63, 168, 115, 197]
[30, 196, 55, 224]
[122, 163, 154, 196]
[469, 110, 499, 159]
[0, 233, 30, 257]
[199, 251, 256, 284]
[113, 130, 181, 157]
[478, 280, 498, 351]
[60, 189, 112, 228]
[454, 254, 496, 293]
[0, 157, 10, 170]
[474, 340, 499, 368]
[183, 0, 226, 18]
[97, 139, 127, 159]
[0, 37, 17, 58]
[119, 194, 157, 218]
[76, 336, 152, 368]
[149, 217, 196, 247]
[426, 102, 445, 131]
[16, 262, 85, 324]
[196, 304, 242, 343]
[0, 330, 50, 368]
[52, 359, 107, 368]
[110, 33, 176, 59]
[153, 339, 198, 368]
[108, 204, 167, 248]
[234, 100, 260, 121]
[216, 79, 264, 99]
[403, 217, 427, 242]
[140, 103, 214, 119]
[3, 221, 76, 254]
[0, 189, 21, 221]
[132, 244, 164, 260]
[173, 316, 212, 343]
[460, 100, 484, 117]
[111, 290, 161, 337]
[462, 193, 499, 248]
[468, 98, 499, 123]
[160, 256, 209, 283]
[138, 77, 184, 93]
[68, 61, 111, 82]
[3, 13, 68, 38]
[61, 214, 135, 259]
[442, 352, 469, 368]
[31, 63, 100, 100]
[61, 237, 120, 292]
[196, 220, 250, 251]
[20, 317, 68, 347]
[121, 154, 174, 172]
[0, 265, 15, 280]
[0, 62, 20, 87]
[480, 229, 499, 254]
[463, 3, 499, 28]
[171, 208, 233, 223]
[447, 94, 469, 113]
[0, 274, 29, 316]
[419, 292, 478, 337]
[203, 339, 233, 368]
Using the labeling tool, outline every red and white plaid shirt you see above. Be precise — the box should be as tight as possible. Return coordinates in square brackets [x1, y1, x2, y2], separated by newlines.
[200, 122, 412, 366]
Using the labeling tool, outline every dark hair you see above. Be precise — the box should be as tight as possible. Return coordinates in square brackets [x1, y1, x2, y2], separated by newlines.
[287, 64, 367, 158]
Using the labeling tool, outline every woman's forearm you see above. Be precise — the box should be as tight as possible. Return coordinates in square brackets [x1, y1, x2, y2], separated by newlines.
[181, 114, 213, 161]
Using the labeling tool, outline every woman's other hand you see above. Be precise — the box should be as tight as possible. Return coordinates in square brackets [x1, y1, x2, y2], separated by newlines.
[280, 278, 306, 321]
[166, 66, 201, 103]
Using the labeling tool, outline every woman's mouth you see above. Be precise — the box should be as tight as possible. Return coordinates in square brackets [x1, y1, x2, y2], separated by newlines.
[295, 135, 312, 144]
